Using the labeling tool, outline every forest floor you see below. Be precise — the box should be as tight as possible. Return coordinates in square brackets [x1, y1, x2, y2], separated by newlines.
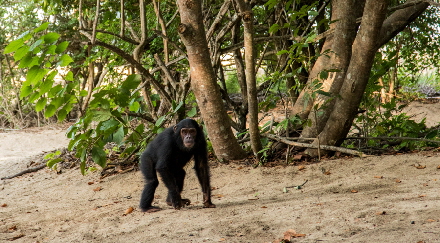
[1, 100, 440, 243]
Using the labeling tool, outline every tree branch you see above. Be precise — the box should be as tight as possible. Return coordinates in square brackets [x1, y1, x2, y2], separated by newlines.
[263, 133, 365, 157]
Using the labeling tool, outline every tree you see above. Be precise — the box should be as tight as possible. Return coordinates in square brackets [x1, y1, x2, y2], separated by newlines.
[176, 0, 246, 161]
[289, 0, 432, 156]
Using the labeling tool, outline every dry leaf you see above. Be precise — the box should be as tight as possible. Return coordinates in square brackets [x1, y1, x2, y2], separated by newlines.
[395, 179, 401, 183]
[419, 194, 426, 198]
[219, 238, 226, 241]
[261, 206, 267, 208]
[415, 164, 426, 169]
[297, 165, 305, 171]
[284, 229, 306, 240]
[8, 225, 17, 231]
[437, 165, 440, 169]
[324, 171, 331, 175]
[427, 219, 436, 222]
[351, 190, 358, 193]
[213, 194, 224, 198]
[123, 207, 134, 216]
[374, 176, 383, 179]
[1, 203, 7, 207]
[93, 186, 102, 192]
[87, 181, 95, 185]
[375, 211, 386, 215]
[293, 154, 303, 160]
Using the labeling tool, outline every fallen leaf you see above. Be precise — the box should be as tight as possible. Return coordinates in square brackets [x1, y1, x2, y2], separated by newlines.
[284, 229, 306, 240]
[87, 181, 95, 185]
[8, 225, 17, 231]
[415, 164, 426, 169]
[293, 154, 303, 160]
[437, 165, 440, 169]
[1, 203, 7, 207]
[213, 194, 224, 198]
[219, 238, 226, 241]
[297, 165, 306, 171]
[261, 206, 267, 208]
[324, 170, 331, 175]
[123, 207, 134, 216]
[375, 211, 387, 215]
[237, 166, 243, 170]
[419, 194, 426, 198]
[427, 219, 436, 222]
[423, 183, 429, 187]
[395, 179, 401, 183]
[374, 176, 383, 179]
[351, 190, 358, 193]
[93, 186, 102, 192]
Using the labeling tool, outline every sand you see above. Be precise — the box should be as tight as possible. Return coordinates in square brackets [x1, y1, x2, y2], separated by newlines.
[1, 101, 440, 243]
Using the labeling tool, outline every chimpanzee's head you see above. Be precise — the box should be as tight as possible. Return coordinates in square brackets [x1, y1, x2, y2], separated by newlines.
[174, 119, 201, 151]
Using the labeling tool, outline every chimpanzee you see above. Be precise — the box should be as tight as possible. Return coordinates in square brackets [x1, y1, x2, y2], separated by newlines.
[139, 118, 216, 213]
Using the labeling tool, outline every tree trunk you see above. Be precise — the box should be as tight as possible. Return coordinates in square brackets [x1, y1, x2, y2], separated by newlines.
[177, 0, 246, 161]
[235, 0, 262, 159]
[308, 0, 388, 156]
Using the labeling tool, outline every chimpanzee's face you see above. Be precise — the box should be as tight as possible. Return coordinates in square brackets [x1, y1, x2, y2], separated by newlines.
[180, 127, 197, 149]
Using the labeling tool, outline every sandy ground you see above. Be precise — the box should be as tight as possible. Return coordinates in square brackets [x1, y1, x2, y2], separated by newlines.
[0, 101, 440, 243]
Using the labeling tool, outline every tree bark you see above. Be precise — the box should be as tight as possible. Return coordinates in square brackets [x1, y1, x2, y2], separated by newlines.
[300, 0, 362, 139]
[177, 0, 246, 161]
[309, 0, 388, 155]
[235, 0, 263, 159]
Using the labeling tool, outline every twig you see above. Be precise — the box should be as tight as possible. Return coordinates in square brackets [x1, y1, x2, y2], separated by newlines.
[1, 164, 46, 180]
[263, 133, 364, 157]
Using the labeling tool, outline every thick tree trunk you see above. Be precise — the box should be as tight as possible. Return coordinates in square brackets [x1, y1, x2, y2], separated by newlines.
[308, 0, 388, 156]
[300, 0, 362, 139]
[177, 0, 246, 161]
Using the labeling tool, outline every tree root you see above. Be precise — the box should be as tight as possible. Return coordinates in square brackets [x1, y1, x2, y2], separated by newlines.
[1, 164, 46, 180]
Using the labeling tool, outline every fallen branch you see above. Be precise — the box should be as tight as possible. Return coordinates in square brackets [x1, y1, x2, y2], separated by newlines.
[345, 136, 440, 144]
[1, 164, 46, 180]
[263, 133, 364, 157]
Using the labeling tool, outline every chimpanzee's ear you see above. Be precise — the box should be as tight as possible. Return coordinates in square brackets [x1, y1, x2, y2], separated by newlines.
[173, 125, 178, 132]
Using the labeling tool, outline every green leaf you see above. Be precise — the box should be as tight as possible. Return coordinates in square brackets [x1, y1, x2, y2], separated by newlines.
[269, 23, 280, 33]
[93, 110, 112, 121]
[129, 101, 140, 112]
[112, 126, 125, 145]
[58, 54, 73, 67]
[44, 104, 56, 118]
[18, 53, 36, 68]
[319, 70, 328, 80]
[26, 66, 49, 85]
[187, 107, 197, 117]
[155, 116, 166, 127]
[43, 32, 60, 44]
[14, 45, 30, 61]
[276, 50, 289, 56]
[20, 85, 33, 99]
[46, 158, 63, 169]
[4, 39, 24, 54]
[36, 97, 47, 112]
[91, 146, 107, 168]
[121, 74, 142, 90]
[55, 41, 69, 54]
[65, 71, 74, 81]
[57, 109, 67, 122]
[29, 39, 43, 52]
[34, 22, 50, 33]
[45, 45, 57, 55]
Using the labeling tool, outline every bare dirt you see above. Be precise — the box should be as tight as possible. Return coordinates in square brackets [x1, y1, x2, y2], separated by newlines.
[1, 101, 440, 243]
